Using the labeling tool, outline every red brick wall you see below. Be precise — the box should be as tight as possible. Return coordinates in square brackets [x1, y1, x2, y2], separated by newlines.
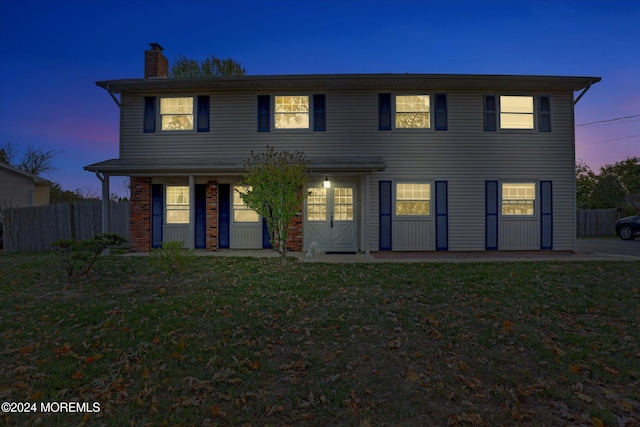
[206, 181, 218, 251]
[130, 177, 151, 252]
[286, 210, 303, 251]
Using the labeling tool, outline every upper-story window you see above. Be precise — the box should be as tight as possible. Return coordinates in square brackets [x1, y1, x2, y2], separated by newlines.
[257, 95, 325, 132]
[499, 96, 533, 129]
[395, 95, 431, 128]
[379, 94, 447, 131]
[484, 95, 549, 132]
[275, 96, 309, 129]
[143, 96, 209, 133]
[161, 97, 194, 131]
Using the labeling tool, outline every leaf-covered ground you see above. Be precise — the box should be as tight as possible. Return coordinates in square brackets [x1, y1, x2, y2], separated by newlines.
[0, 253, 639, 426]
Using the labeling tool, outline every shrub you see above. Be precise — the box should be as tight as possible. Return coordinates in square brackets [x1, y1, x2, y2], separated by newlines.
[52, 233, 127, 278]
[149, 241, 196, 282]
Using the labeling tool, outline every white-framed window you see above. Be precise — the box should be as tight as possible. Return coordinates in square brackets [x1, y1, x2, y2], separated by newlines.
[274, 95, 309, 129]
[160, 97, 194, 131]
[500, 96, 534, 129]
[395, 183, 431, 216]
[307, 187, 327, 221]
[502, 182, 536, 216]
[396, 95, 430, 128]
[233, 186, 259, 223]
[166, 186, 190, 223]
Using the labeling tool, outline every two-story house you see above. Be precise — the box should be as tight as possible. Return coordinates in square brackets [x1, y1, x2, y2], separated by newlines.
[85, 43, 600, 253]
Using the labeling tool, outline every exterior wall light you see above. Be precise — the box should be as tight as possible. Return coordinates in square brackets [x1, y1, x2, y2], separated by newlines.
[323, 176, 331, 188]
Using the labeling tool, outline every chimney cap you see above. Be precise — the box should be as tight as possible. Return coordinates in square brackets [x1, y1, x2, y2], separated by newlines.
[148, 43, 164, 51]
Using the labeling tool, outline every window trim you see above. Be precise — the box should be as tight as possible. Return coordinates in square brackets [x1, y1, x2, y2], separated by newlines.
[159, 95, 196, 133]
[232, 186, 260, 225]
[500, 181, 538, 218]
[499, 95, 535, 130]
[393, 181, 433, 219]
[273, 95, 312, 131]
[393, 94, 433, 130]
[165, 185, 190, 224]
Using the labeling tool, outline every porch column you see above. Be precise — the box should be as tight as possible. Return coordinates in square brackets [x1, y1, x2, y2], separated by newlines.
[188, 175, 195, 249]
[96, 172, 110, 234]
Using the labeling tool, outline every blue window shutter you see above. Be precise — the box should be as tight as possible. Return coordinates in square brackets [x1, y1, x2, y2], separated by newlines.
[539, 96, 551, 132]
[262, 218, 272, 249]
[197, 96, 210, 132]
[313, 94, 326, 131]
[257, 95, 270, 132]
[435, 94, 448, 131]
[379, 93, 391, 131]
[218, 184, 230, 248]
[435, 181, 448, 250]
[485, 180, 498, 250]
[151, 184, 163, 248]
[144, 97, 156, 133]
[540, 180, 553, 249]
[194, 184, 206, 249]
[379, 180, 392, 250]
[484, 95, 497, 132]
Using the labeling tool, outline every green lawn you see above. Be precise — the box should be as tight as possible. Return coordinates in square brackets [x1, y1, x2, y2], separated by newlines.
[1, 252, 639, 426]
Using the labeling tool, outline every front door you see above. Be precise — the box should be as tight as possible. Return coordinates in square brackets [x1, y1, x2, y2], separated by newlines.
[305, 184, 357, 252]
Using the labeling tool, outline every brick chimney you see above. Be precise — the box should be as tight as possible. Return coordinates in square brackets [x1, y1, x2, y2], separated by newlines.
[144, 43, 169, 78]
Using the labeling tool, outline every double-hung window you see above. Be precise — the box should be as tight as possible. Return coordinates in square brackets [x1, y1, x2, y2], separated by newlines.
[233, 186, 259, 223]
[275, 96, 310, 129]
[258, 95, 325, 132]
[160, 97, 194, 131]
[499, 96, 534, 129]
[395, 95, 431, 128]
[395, 183, 431, 216]
[501, 183, 536, 216]
[166, 186, 190, 224]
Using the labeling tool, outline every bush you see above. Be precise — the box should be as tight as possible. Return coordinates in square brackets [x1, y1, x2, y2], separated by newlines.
[149, 241, 196, 282]
[52, 233, 127, 278]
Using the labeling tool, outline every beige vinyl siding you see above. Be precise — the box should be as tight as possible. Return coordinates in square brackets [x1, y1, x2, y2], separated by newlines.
[120, 88, 576, 251]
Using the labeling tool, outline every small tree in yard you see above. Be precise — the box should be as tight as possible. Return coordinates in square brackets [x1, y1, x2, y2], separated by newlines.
[238, 146, 308, 265]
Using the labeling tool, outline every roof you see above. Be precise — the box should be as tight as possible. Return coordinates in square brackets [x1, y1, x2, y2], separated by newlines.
[0, 162, 52, 187]
[84, 156, 387, 176]
[97, 73, 601, 94]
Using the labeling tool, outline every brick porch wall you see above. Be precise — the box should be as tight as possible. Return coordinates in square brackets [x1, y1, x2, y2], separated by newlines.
[130, 177, 151, 252]
[286, 210, 303, 251]
[206, 181, 218, 251]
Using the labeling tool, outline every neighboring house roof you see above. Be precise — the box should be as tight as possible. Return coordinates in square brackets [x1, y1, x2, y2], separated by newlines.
[84, 156, 387, 175]
[97, 73, 601, 94]
[0, 162, 51, 187]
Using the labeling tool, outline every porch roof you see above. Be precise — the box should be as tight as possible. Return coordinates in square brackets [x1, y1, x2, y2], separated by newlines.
[84, 156, 387, 176]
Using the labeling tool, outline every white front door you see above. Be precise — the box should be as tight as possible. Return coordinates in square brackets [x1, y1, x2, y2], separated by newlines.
[305, 184, 357, 252]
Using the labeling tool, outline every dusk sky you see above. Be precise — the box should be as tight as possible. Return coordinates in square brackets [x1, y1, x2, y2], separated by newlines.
[1, 0, 638, 197]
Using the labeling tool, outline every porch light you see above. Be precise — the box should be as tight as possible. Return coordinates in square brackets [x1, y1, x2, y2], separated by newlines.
[323, 176, 331, 188]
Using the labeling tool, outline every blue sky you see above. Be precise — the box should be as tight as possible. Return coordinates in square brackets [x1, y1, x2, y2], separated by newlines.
[0, 0, 638, 196]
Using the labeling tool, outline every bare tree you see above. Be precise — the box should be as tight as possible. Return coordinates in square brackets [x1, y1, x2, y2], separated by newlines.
[171, 54, 246, 78]
[18, 145, 60, 176]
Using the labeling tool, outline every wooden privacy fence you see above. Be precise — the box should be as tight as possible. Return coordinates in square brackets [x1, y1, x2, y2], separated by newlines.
[1, 201, 129, 252]
[576, 208, 620, 237]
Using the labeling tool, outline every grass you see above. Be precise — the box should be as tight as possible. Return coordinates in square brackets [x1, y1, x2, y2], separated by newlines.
[0, 252, 639, 426]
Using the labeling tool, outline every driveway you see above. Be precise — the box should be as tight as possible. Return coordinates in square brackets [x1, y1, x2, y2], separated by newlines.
[576, 238, 640, 259]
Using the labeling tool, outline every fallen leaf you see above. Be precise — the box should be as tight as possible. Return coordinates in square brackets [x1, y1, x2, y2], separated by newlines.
[503, 321, 514, 333]
[592, 417, 604, 427]
[407, 370, 420, 382]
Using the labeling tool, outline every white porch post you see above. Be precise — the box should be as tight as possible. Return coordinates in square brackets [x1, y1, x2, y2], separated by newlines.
[188, 175, 195, 249]
[96, 172, 110, 234]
